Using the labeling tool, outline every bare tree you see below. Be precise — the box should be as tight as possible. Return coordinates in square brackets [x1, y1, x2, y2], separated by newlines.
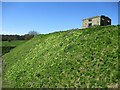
[28, 31, 39, 35]
[24, 31, 39, 40]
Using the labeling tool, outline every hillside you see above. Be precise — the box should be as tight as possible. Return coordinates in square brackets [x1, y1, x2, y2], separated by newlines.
[1, 40, 27, 56]
[2, 25, 119, 88]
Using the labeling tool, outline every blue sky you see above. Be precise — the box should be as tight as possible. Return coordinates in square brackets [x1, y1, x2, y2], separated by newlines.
[2, 2, 118, 35]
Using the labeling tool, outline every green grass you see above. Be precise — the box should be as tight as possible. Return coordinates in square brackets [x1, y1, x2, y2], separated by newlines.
[2, 25, 119, 88]
[1, 40, 27, 55]
[2, 40, 26, 47]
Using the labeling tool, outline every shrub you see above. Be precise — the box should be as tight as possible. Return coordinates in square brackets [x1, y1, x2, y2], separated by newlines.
[2, 46, 15, 56]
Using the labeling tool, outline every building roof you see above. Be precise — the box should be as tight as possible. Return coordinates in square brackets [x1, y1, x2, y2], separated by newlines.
[82, 16, 100, 21]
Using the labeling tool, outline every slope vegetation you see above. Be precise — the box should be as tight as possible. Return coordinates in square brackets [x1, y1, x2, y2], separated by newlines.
[2, 40, 26, 55]
[3, 25, 118, 88]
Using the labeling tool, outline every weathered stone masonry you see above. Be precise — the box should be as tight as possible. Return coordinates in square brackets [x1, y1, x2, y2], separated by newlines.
[82, 15, 111, 29]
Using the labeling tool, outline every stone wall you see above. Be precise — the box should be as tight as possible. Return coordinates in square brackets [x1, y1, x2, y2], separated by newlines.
[82, 15, 111, 29]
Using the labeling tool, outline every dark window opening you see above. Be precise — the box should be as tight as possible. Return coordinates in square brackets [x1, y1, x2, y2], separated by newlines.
[88, 23, 92, 27]
[89, 19, 92, 21]
[101, 23, 104, 26]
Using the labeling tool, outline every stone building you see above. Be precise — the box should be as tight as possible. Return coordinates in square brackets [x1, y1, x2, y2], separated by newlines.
[82, 15, 111, 29]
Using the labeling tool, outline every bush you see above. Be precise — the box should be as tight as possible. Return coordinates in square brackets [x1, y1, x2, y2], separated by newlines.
[2, 46, 15, 56]
[24, 34, 34, 40]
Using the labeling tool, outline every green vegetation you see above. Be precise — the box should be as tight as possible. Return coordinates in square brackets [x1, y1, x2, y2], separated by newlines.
[3, 25, 119, 88]
[2, 40, 26, 47]
[1, 40, 26, 55]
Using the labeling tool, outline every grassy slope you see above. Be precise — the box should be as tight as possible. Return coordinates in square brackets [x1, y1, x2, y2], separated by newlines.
[3, 26, 118, 88]
[1, 40, 27, 55]
[2, 40, 26, 47]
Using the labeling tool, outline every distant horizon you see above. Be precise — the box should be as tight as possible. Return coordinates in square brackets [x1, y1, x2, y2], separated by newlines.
[1, 25, 119, 35]
[2, 2, 118, 35]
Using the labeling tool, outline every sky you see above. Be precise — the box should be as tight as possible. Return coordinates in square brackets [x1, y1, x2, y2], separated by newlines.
[2, 0, 120, 2]
[1, 2, 118, 35]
